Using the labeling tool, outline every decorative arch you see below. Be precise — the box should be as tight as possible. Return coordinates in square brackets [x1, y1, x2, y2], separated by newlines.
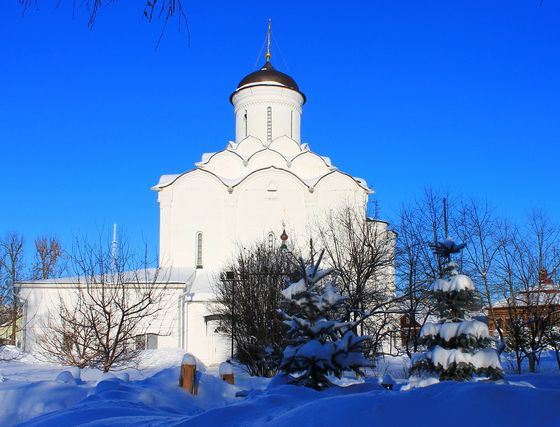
[246, 148, 289, 171]
[197, 148, 244, 166]
[235, 135, 266, 157]
[290, 150, 333, 180]
[291, 150, 332, 167]
[232, 166, 311, 192]
[268, 135, 302, 158]
[313, 170, 372, 193]
[200, 149, 245, 179]
[158, 168, 230, 191]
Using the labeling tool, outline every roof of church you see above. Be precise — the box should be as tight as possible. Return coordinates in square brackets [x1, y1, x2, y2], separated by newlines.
[231, 61, 305, 103]
[237, 61, 299, 91]
[17, 267, 217, 301]
[151, 136, 373, 195]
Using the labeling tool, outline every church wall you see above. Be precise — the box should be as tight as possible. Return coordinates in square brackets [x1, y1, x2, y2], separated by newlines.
[232, 86, 303, 144]
[147, 66, 386, 365]
[246, 150, 289, 172]
[159, 172, 230, 271]
[290, 152, 331, 180]
[18, 282, 184, 355]
[159, 167, 369, 273]
[233, 169, 309, 246]
[234, 136, 264, 158]
[268, 136, 302, 158]
[181, 300, 230, 366]
[204, 151, 244, 180]
[315, 173, 368, 213]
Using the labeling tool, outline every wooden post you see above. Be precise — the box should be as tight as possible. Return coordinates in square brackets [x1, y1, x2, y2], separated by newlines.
[180, 353, 198, 395]
[219, 362, 234, 385]
[381, 373, 395, 391]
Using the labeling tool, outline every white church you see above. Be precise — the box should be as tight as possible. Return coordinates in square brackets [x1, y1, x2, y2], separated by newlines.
[18, 42, 390, 366]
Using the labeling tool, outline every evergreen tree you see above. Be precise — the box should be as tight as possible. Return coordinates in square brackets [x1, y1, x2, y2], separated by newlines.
[410, 238, 503, 381]
[278, 250, 372, 390]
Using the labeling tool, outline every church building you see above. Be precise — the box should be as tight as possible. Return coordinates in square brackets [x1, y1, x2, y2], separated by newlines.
[18, 41, 384, 366]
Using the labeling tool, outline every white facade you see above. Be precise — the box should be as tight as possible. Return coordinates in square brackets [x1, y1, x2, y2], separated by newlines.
[18, 58, 377, 366]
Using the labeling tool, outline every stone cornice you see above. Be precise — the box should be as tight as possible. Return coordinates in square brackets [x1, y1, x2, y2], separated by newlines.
[233, 98, 303, 114]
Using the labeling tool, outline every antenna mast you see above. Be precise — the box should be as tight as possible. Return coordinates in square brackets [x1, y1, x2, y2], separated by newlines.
[111, 223, 117, 272]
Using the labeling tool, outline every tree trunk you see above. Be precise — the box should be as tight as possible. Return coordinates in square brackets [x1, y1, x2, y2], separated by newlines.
[528, 353, 536, 373]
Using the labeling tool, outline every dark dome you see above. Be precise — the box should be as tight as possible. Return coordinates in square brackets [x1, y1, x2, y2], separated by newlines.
[237, 61, 300, 91]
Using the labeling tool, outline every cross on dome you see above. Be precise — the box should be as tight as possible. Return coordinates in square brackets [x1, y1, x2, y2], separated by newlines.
[231, 20, 305, 103]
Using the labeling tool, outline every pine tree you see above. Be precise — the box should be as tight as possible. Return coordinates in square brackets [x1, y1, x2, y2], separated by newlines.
[410, 238, 503, 381]
[278, 250, 372, 390]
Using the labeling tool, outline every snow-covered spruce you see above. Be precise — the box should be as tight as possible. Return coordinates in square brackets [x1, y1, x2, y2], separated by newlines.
[410, 238, 503, 382]
[277, 250, 372, 390]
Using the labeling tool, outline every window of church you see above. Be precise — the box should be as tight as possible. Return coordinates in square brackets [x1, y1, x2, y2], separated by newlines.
[268, 231, 275, 250]
[267, 106, 272, 143]
[244, 110, 248, 137]
[135, 334, 158, 350]
[196, 232, 203, 268]
[290, 110, 293, 138]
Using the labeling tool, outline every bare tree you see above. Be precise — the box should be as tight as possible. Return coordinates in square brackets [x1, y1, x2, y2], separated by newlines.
[38, 234, 171, 371]
[37, 295, 101, 368]
[314, 205, 397, 356]
[394, 189, 451, 356]
[496, 212, 560, 373]
[0, 233, 26, 346]
[17, 0, 189, 47]
[213, 240, 295, 377]
[544, 325, 560, 370]
[32, 236, 64, 280]
[453, 199, 505, 347]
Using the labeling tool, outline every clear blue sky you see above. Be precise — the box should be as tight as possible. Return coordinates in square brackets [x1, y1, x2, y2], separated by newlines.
[1, 1, 559, 258]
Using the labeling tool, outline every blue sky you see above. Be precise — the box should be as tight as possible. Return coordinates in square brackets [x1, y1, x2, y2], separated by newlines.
[1, 1, 559, 258]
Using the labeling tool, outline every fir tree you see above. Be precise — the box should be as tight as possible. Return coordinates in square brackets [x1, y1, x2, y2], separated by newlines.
[410, 238, 504, 381]
[278, 250, 372, 390]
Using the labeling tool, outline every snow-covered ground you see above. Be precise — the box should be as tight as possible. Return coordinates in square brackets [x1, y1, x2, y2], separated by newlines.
[0, 347, 558, 426]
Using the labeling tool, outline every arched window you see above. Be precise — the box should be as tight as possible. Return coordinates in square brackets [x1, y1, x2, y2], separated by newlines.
[290, 110, 293, 139]
[268, 231, 275, 251]
[267, 106, 272, 143]
[196, 232, 203, 268]
[244, 110, 248, 137]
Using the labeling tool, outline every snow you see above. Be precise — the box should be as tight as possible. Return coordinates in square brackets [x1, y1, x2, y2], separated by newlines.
[472, 349, 502, 369]
[438, 322, 461, 341]
[432, 274, 475, 292]
[0, 346, 23, 362]
[401, 376, 440, 390]
[449, 274, 475, 291]
[381, 373, 395, 386]
[296, 340, 329, 361]
[281, 278, 307, 300]
[421, 320, 489, 341]
[440, 320, 489, 341]
[430, 346, 471, 370]
[320, 284, 346, 306]
[218, 362, 233, 376]
[419, 322, 439, 337]
[182, 353, 197, 366]
[152, 173, 181, 189]
[427, 346, 501, 370]
[0, 349, 559, 426]
[457, 320, 489, 339]
[432, 278, 450, 292]
[55, 370, 80, 385]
